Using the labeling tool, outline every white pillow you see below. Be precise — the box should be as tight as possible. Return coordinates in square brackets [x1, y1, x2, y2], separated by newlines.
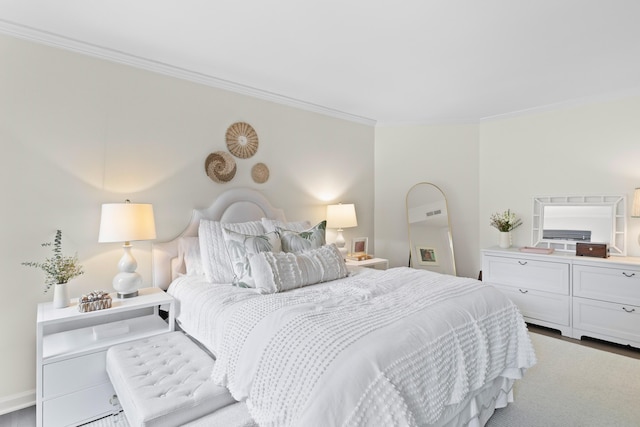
[261, 218, 311, 233]
[198, 219, 265, 283]
[250, 244, 348, 293]
[223, 229, 282, 287]
[178, 237, 204, 276]
[277, 220, 326, 253]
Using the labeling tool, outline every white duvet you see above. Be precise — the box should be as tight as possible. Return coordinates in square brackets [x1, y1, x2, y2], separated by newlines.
[168, 267, 536, 427]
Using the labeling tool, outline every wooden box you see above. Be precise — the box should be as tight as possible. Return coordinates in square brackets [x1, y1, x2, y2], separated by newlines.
[576, 242, 609, 258]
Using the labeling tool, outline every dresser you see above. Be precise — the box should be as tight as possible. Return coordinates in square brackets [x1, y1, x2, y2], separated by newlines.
[482, 247, 640, 348]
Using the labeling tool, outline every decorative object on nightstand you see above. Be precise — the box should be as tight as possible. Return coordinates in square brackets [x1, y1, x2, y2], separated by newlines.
[326, 203, 358, 257]
[348, 236, 369, 260]
[99, 200, 156, 299]
[22, 229, 84, 309]
[490, 209, 522, 248]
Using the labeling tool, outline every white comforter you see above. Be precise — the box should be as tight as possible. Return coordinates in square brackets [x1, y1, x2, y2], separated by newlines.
[168, 267, 536, 427]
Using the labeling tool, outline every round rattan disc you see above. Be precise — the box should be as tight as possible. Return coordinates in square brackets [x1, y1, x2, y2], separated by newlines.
[226, 122, 259, 159]
[251, 162, 270, 184]
[204, 151, 237, 183]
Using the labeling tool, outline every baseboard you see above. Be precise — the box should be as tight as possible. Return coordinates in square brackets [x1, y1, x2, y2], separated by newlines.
[0, 390, 35, 415]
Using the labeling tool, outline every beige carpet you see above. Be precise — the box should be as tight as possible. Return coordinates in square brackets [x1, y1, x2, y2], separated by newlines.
[487, 332, 640, 427]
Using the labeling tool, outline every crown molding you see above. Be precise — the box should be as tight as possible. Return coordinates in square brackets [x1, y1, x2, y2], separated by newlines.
[0, 19, 377, 126]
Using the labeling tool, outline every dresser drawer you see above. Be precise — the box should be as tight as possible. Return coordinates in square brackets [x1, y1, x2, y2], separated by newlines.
[573, 264, 640, 305]
[43, 381, 115, 427]
[573, 297, 640, 345]
[43, 350, 109, 398]
[491, 284, 570, 326]
[483, 256, 570, 295]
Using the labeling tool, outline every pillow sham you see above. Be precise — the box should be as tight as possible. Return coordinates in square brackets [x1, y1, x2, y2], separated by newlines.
[198, 219, 265, 283]
[261, 218, 311, 233]
[249, 244, 348, 293]
[178, 236, 204, 276]
[277, 220, 326, 253]
[223, 228, 282, 287]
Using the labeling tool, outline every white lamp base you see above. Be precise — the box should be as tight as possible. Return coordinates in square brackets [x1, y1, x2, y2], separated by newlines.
[113, 244, 142, 299]
[335, 229, 348, 258]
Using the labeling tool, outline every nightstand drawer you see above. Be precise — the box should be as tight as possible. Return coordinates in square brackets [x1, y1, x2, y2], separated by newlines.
[43, 381, 115, 427]
[573, 264, 640, 305]
[43, 350, 108, 398]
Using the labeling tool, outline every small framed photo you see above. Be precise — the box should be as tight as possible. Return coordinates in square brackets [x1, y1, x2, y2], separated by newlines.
[417, 246, 438, 266]
[351, 237, 368, 255]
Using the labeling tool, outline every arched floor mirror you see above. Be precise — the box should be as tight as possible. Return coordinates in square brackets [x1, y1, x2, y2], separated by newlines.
[406, 182, 457, 276]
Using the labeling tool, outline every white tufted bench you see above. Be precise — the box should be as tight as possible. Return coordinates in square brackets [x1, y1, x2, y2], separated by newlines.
[106, 332, 237, 427]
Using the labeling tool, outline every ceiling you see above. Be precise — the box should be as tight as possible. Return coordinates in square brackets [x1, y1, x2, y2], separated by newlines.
[2, 0, 640, 125]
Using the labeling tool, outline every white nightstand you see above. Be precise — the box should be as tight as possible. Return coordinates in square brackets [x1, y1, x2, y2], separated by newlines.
[345, 257, 389, 270]
[36, 287, 175, 427]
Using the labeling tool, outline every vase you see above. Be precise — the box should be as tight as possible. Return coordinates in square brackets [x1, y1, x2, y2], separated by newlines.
[498, 231, 512, 249]
[52, 283, 70, 309]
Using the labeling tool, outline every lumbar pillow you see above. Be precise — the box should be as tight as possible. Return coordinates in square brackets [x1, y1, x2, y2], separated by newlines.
[223, 228, 281, 287]
[277, 220, 326, 253]
[198, 219, 265, 283]
[250, 244, 348, 293]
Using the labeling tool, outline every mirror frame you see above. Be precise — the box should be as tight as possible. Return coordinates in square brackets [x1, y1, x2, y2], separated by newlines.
[531, 195, 626, 255]
[406, 182, 457, 276]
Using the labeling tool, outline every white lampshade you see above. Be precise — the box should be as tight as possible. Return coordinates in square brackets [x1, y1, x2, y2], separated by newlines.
[99, 203, 156, 243]
[326, 203, 358, 229]
[633, 188, 640, 218]
[99, 201, 156, 298]
[326, 203, 357, 256]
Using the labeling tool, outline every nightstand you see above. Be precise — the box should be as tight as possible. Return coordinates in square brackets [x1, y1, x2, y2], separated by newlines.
[345, 257, 389, 270]
[36, 287, 175, 427]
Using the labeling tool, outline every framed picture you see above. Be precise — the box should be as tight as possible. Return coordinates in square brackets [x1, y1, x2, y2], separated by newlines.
[351, 237, 368, 255]
[417, 246, 438, 266]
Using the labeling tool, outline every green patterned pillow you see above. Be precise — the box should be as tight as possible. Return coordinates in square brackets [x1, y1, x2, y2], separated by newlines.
[223, 229, 281, 287]
[277, 220, 326, 253]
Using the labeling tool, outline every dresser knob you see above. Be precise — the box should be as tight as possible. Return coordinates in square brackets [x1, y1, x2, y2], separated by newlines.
[622, 307, 635, 313]
[622, 272, 635, 278]
[518, 261, 528, 265]
[519, 289, 528, 294]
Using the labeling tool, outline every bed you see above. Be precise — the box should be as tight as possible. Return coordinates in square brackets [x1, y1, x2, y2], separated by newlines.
[151, 188, 536, 427]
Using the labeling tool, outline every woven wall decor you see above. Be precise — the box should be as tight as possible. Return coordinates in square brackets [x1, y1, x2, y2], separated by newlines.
[226, 122, 259, 159]
[205, 151, 237, 183]
[251, 162, 270, 184]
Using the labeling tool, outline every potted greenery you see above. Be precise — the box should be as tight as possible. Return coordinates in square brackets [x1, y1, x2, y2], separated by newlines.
[490, 210, 522, 248]
[23, 230, 84, 308]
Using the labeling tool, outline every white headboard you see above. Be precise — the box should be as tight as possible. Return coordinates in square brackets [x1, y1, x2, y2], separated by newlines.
[152, 187, 286, 289]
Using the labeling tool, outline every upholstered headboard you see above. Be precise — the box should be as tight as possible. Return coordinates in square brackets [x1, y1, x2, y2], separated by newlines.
[151, 187, 286, 289]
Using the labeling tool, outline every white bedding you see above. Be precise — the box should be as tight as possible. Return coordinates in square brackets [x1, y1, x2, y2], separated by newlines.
[167, 267, 536, 427]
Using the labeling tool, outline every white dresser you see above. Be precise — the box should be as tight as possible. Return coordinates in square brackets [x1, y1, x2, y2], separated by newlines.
[482, 247, 640, 348]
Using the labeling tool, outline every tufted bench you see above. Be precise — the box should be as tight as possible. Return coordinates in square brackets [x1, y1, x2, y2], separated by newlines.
[106, 332, 237, 427]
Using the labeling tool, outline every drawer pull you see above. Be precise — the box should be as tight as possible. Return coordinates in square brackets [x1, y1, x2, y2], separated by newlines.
[518, 261, 528, 265]
[622, 272, 636, 278]
[622, 307, 636, 313]
[518, 289, 528, 294]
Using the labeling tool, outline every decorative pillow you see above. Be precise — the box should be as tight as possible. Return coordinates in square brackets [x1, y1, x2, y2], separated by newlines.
[250, 244, 348, 293]
[277, 220, 326, 253]
[223, 229, 282, 287]
[261, 218, 311, 233]
[178, 237, 204, 276]
[198, 219, 265, 283]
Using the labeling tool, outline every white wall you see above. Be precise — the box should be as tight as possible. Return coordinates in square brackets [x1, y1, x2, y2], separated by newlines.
[0, 34, 374, 412]
[479, 97, 640, 256]
[374, 124, 480, 279]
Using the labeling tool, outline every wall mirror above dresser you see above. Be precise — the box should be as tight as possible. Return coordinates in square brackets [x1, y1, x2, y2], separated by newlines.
[406, 182, 456, 276]
[531, 195, 626, 255]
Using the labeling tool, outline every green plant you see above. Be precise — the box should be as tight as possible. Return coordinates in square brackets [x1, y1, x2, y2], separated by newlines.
[22, 230, 84, 292]
[490, 209, 523, 232]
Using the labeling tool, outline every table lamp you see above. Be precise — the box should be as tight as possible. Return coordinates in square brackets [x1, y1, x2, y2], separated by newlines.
[326, 203, 358, 256]
[99, 200, 156, 298]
